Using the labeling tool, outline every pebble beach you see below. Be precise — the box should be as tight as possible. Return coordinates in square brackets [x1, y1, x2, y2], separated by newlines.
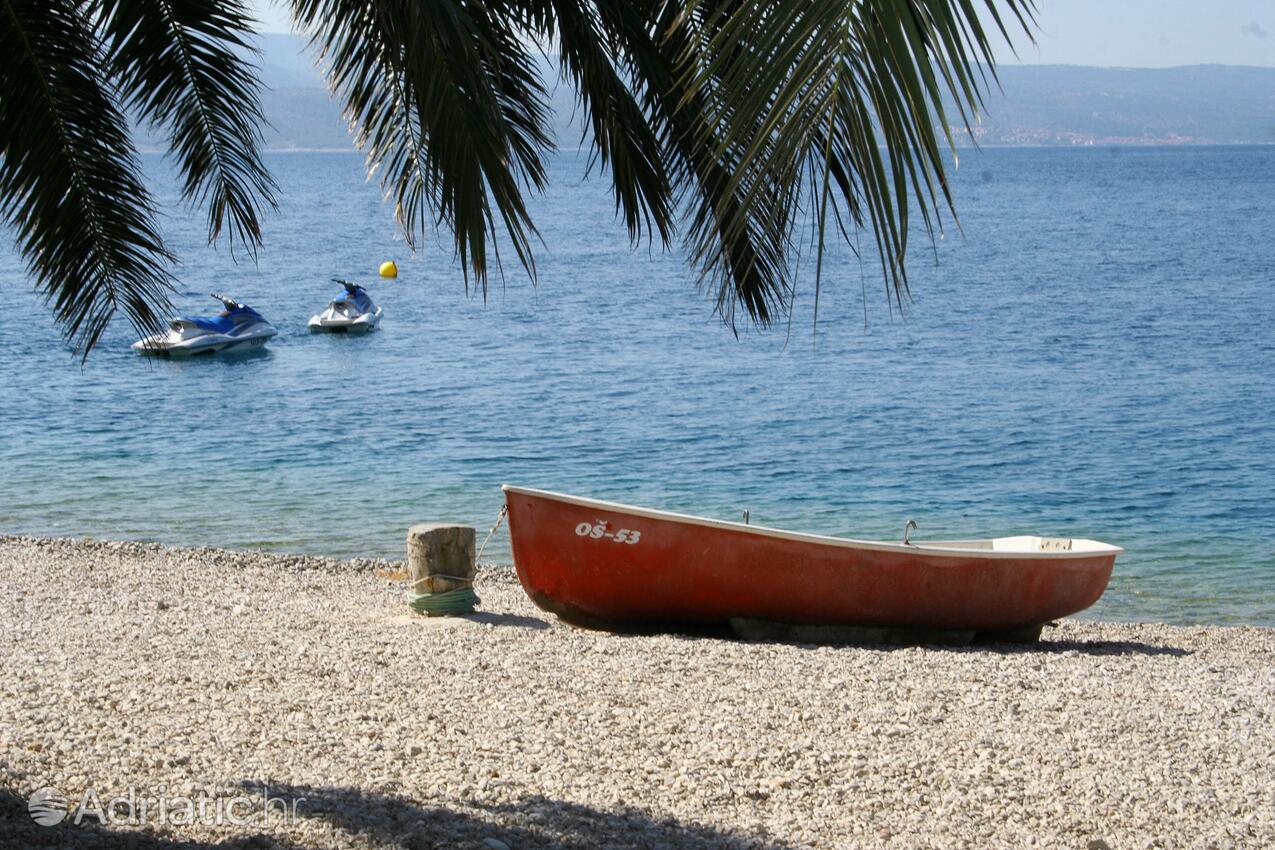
[1, 535, 1272, 849]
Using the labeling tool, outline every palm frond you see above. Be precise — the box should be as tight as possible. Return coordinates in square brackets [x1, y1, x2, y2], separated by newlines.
[584, 0, 795, 327]
[517, 0, 674, 247]
[676, 0, 1036, 321]
[0, 0, 174, 356]
[96, 0, 278, 251]
[292, 0, 553, 292]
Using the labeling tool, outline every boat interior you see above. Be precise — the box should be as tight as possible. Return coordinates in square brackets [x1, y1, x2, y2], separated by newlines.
[920, 536, 1118, 554]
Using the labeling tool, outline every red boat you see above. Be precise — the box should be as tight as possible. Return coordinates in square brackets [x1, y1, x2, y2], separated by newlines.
[503, 485, 1122, 641]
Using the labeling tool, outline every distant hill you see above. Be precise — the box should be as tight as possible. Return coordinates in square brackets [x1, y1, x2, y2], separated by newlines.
[133, 34, 349, 151]
[136, 35, 1275, 151]
[252, 34, 350, 149]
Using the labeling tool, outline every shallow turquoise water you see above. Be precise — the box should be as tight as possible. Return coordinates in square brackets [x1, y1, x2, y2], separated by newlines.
[1, 146, 1273, 626]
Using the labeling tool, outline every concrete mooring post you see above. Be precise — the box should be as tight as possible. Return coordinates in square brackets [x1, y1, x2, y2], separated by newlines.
[406, 524, 477, 612]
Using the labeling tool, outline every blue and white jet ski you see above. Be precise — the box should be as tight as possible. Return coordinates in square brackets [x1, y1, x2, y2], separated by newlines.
[308, 279, 382, 333]
[132, 294, 277, 357]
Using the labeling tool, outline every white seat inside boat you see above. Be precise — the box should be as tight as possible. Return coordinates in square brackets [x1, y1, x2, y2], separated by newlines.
[922, 536, 1119, 555]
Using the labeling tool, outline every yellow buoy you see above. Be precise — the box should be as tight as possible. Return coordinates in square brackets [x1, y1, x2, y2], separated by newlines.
[379, 260, 398, 279]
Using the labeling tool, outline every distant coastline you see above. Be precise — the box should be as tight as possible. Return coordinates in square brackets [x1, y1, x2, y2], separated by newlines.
[133, 140, 1275, 156]
[135, 36, 1275, 152]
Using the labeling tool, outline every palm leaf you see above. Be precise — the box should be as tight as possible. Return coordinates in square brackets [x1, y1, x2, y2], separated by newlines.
[675, 0, 1036, 321]
[292, 0, 553, 292]
[517, 0, 673, 247]
[95, 0, 278, 251]
[595, 0, 797, 327]
[0, 0, 174, 355]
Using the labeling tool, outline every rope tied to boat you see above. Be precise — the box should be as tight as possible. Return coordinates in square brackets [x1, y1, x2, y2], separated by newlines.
[475, 504, 507, 565]
[408, 505, 506, 616]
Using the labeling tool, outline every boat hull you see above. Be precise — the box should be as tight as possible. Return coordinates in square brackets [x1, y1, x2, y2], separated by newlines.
[308, 306, 382, 333]
[503, 486, 1118, 634]
[132, 330, 274, 357]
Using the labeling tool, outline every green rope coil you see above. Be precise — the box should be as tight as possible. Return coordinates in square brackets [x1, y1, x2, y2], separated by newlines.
[409, 586, 479, 616]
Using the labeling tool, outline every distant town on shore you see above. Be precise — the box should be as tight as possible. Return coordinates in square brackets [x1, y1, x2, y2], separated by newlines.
[135, 34, 1275, 152]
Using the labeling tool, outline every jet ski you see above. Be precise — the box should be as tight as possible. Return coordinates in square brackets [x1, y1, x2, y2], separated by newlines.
[132, 294, 277, 357]
[308, 279, 382, 333]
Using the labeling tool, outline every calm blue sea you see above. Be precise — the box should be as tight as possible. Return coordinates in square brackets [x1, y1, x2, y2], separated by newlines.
[1, 146, 1272, 627]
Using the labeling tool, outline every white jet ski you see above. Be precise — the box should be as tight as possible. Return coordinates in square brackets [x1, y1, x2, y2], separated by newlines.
[308, 279, 382, 333]
[132, 294, 277, 357]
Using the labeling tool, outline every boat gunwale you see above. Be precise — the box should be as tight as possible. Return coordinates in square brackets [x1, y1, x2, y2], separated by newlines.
[502, 484, 1124, 560]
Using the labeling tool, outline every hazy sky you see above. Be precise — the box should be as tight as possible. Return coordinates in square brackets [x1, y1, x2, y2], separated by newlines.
[999, 0, 1275, 67]
[249, 1, 1275, 68]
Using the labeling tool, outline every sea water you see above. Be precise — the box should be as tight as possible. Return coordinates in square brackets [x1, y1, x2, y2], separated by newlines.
[1, 146, 1272, 627]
